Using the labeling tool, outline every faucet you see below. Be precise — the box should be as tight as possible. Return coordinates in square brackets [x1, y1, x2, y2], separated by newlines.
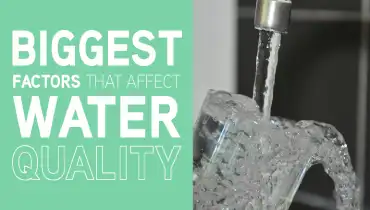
[254, 0, 292, 33]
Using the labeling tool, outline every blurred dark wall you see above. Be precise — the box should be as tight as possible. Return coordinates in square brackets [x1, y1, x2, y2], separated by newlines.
[237, 0, 369, 209]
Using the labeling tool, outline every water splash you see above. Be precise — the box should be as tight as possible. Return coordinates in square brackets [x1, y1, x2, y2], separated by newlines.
[193, 91, 361, 210]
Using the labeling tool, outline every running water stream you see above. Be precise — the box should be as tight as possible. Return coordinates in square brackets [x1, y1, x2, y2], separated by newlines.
[253, 31, 281, 119]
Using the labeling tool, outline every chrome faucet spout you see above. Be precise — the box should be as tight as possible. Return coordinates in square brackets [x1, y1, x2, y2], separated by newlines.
[254, 0, 292, 33]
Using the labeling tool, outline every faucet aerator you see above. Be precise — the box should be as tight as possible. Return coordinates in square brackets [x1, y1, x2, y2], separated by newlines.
[254, 0, 292, 34]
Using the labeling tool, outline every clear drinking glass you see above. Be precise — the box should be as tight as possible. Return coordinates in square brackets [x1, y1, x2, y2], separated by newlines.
[193, 90, 360, 210]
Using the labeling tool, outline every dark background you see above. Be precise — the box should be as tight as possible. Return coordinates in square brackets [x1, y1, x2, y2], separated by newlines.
[237, 0, 369, 209]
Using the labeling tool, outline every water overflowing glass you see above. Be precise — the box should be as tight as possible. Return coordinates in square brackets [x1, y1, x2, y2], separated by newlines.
[193, 29, 361, 209]
[193, 90, 360, 210]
